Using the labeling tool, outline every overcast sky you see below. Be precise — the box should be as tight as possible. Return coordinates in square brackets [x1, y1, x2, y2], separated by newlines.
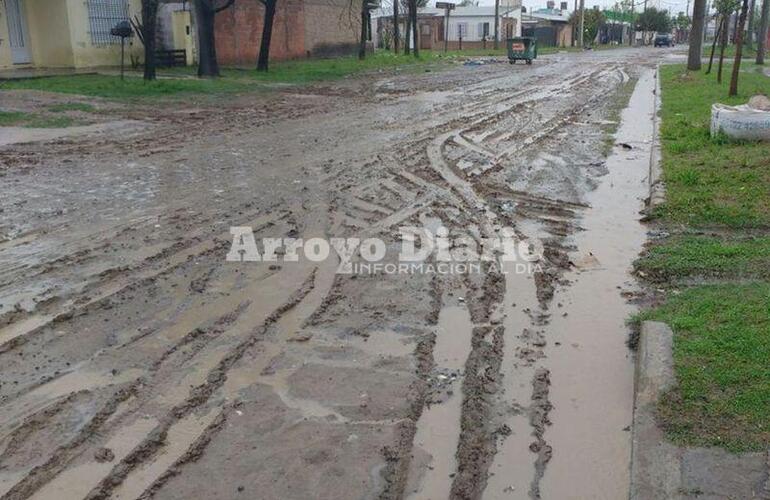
[438, 0, 692, 15]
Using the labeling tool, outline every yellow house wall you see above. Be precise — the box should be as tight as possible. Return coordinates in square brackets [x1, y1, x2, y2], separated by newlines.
[1, 0, 144, 70]
[25, 0, 75, 67]
[66, 0, 143, 68]
[0, 2, 13, 68]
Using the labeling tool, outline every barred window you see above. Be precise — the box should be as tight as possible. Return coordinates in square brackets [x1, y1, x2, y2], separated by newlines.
[87, 0, 130, 46]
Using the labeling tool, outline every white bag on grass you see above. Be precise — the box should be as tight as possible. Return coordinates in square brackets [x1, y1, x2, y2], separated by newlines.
[710, 102, 770, 141]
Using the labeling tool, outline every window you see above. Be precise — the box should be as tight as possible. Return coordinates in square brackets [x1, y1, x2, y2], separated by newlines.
[87, 0, 130, 46]
[478, 22, 490, 39]
[457, 22, 468, 39]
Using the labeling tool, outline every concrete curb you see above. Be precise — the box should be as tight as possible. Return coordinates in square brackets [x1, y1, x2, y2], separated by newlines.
[647, 64, 665, 209]
[629, 321, 770, 500]
[630, 321, 682, 499]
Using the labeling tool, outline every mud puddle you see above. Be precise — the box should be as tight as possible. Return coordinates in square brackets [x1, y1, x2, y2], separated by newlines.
[406, 301, 473, 499]
[538, 68, 656, 499]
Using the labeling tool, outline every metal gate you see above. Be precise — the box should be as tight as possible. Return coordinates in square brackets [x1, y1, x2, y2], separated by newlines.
[4, 0, 31, 64]
[522, 26, 557, 47]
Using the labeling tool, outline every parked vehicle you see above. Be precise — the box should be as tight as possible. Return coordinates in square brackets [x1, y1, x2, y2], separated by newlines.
[654, 33, 674, 47]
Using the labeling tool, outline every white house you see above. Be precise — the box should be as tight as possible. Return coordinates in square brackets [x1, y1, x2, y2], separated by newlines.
[420, 5, 522, 44]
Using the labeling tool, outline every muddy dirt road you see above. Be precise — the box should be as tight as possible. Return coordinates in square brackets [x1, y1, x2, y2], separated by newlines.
[0, 47, 669, 499]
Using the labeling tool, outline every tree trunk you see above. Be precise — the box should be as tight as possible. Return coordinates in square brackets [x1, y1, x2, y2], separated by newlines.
[718, 14, 728, 82]
[757, 0, 769, 63]
[733, 9, 740, 41]
[142, 0, 158, 81]
[404, 2, 411, 55]
[194, 0, 219, 77]
[747, 0, 756, 48]
[257, 0, 277, 72]
[410, 0, 418, 57]
[688, 0, 706, 69]
[392, 0, 399, 54]
[706, 16, 722, 73]
[729, 0, 750, 95]
[359, 1, 368, 59]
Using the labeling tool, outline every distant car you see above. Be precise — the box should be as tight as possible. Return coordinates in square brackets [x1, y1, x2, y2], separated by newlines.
[654, 34, 674, 47]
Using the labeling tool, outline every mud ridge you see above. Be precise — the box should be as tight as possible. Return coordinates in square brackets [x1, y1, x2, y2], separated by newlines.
[450, 325, 505, 500]
[528, 368, 553, 499]
[82, 270, 318, 500]
[1, 381, 141, 500]
[136, 407, 230, 500]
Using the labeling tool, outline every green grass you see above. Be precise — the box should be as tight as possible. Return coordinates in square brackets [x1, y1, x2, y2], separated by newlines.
[634, 62, 770, 453]
[713, 43, 759, 59]
[0, 109, 78, 128]
[638, 283, 770, 452]
[636, 235, 770, 282]
[0, 110, 28, 126]
[0, 52, 436, 100]
[655, 64, 770, 228]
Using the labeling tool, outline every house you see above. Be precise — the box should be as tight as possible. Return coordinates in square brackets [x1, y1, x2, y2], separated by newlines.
[378, 5, 522, 51]
[521, 4, 572, 47]
[0, 0, 144, 70]
[211, 0, 364, 66]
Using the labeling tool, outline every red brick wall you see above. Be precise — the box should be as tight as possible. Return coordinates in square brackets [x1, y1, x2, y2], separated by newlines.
[215, 0, 306, 66]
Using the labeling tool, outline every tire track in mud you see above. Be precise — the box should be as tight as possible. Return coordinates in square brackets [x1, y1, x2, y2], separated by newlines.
[1, 51, 659, 499]
[381, 59, 640, 500]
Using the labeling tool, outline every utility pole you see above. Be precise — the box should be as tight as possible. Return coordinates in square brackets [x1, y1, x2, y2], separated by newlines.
[578, 0, 585, 46]
[573, 0, 578, 45]
[494, 0, 500, 49]
[437, 2, 455, 52]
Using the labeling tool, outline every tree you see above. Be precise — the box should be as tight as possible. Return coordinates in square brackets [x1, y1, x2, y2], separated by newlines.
[193, 0, 235, 78]
[256, 0, 278, 71]
[688, 0, 707, 69]
[674, 10, 691, 41]
[130, 0, 159, 80]
[706, 14, 722, 73]
[636, 7, 672, 39]
[392, 0, 400, 54]
[747, 0, 756, 47]
[729, 0, 750, 95]
[569, 7, 605, 46]
[758, 0, 769, 63]
[715, 0, 740, 81]
[410, 0, 419, 57]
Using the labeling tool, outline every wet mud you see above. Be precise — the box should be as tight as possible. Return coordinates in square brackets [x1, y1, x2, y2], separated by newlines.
[0, 48, 667, 499]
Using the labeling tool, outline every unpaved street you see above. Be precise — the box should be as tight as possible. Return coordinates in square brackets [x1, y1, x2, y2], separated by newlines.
[1, 47, 668, 499]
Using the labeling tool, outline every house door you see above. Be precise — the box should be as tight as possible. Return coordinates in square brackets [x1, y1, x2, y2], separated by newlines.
[4, 0, 31, 64]
[420, 23, 432, 50]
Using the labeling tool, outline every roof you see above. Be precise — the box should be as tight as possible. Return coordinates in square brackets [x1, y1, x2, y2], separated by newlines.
[527, 8, 571, 22]
[417, 6, 519, 17]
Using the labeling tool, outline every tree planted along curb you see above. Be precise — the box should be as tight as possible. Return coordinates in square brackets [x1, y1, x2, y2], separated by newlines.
[194, 0, 235, 78]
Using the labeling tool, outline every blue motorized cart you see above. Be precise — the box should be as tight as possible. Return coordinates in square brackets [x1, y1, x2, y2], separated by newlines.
[507, 37, 537, 65]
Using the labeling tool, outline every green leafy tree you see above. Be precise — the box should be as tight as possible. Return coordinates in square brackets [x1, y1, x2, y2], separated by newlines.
[569, 8, 606, 45]
[636, 7, 672, 34]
